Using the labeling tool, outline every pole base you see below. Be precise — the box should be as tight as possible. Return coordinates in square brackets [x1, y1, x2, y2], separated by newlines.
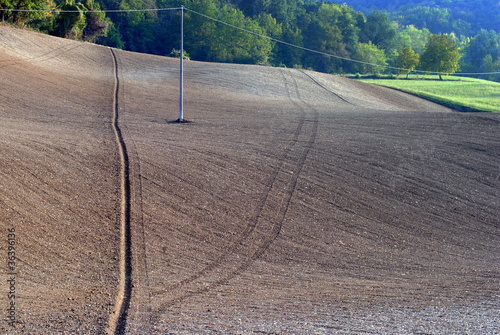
[168, 118, 192, 124]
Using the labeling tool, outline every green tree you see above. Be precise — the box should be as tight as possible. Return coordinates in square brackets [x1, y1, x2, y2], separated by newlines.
[99, 24, 125, 49]
[318, 3, 360, 51]
[396, 6, 452, 34]
[82, 0, 110, 42]
[352, 42, 388, 74]
[481, 54, 500, 81]
[98, 0, 157, 53]
[396, 46, 420, 78]
[208, 5, 272, 64]
[275, 26, 304, 68]
[256, 13, 283, 66]
[181, 0, 218, 60]
[263, 0, 306, 68]
[0, 0, 54, 27]
[333, 0, 498, 35]
[302, 12, 345, 73]
[461, 30, 500, 80]
[302, 3, 362, 73]
[232, 0, 271, 17]
[359, 11, 397, 52]
[53, 0, 87, 40]
[395, 25, 431, 55]
[52, 0, 109, 41]
[420, 34, 461, 80]
[267, 0, 303, 27]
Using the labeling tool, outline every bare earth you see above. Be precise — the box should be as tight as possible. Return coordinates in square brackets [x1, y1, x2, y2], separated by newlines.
[1, 26, 499, 334]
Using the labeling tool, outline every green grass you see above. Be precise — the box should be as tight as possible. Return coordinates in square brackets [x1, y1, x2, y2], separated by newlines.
[360, 76, 500, 113]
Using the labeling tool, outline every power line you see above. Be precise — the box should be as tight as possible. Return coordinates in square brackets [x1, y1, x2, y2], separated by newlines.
[185, 8, 387, 68]
[0, 7, 181, 13]
[1, 5, 499, 76]
[184, 7, 500, 76]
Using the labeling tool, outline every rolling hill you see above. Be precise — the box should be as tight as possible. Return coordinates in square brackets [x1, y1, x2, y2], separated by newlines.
[1, 26, 499, 334]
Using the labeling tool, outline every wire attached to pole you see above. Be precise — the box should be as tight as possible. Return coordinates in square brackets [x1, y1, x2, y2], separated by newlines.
[1, 5, 498, 77]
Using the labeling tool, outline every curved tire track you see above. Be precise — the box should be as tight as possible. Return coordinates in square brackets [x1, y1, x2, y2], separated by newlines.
[297, 69, 352, 105]
[152, 68, 318, 317]
[0, 42, 83, 69]
[107, 48, 132, 335]
[121, 110, 154, 334]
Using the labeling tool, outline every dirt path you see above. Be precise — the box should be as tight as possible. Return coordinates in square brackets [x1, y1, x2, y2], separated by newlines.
[106, 48, 132, 335]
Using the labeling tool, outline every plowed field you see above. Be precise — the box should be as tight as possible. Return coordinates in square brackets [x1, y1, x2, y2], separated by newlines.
[1, 26, 499, 334]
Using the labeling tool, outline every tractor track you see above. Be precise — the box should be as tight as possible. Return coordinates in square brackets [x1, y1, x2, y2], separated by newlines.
[0, 42, 83, 69]
[297, 69, 353, 105]
[151, 69, 318, 318]
[107, 48, 133, 335]
[121, 108, 154, 334]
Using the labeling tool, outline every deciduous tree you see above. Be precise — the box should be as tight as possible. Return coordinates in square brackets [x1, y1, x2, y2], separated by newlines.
[396, 46, 420, 78]
[461, 29, 500, 79]
[82, 0, 110, 42]
[359, 11, 397, 53]
[53, 0, 109, 41]
[0, 0, 54, 26]
[208, 5, 272, 64]
[395, 25, 431, 55]
[352, 41, 387, 74]
[54, 0, 87, 40]
[420, 34, 461, 80]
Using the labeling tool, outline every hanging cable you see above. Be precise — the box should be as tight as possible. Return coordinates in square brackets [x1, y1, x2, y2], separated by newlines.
[184, 7, 500, 76]
[0, 7, 181, 13]
[1, 6, 499, 76]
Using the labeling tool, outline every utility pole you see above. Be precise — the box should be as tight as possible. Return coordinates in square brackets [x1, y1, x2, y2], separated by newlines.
[178, 5, 184, 122]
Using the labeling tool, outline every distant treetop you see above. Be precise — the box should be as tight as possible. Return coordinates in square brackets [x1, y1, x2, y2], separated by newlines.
[325, 0, 499, 35]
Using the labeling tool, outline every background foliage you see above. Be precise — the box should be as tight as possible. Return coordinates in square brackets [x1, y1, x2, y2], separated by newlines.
[326, 0, 500, 35]
[1, 0, 499, 80]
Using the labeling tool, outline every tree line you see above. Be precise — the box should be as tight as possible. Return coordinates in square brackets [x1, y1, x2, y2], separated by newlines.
[326, 0, 499, 37]
[1, 0, 499, 80]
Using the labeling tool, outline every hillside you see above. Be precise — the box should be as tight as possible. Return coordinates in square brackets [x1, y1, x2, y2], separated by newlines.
[1, 26, 499, 334]
[327, 0, 500, 34]
[3, 0, 499, 78]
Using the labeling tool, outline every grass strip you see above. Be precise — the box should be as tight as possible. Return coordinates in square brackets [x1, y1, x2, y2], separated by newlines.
[360, 76, 500, 113]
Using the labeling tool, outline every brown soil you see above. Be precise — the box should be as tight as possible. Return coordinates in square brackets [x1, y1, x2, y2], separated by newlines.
[1, 26, 499, 334]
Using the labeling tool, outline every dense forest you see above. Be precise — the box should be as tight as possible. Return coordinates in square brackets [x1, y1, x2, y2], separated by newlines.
[326, 0, 500, 35]
[1, 0, 499, 80]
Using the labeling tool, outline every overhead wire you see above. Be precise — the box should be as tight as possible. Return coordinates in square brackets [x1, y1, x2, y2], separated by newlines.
[1, 5, 499, 76]
[184, 7, 500, 76]
[0, 7, 181, 13]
